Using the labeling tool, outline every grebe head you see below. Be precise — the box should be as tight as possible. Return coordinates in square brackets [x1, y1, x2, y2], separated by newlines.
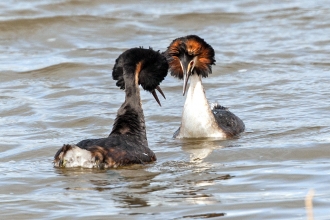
[164, 35, 215, 95]
[112, 47, 169, 106]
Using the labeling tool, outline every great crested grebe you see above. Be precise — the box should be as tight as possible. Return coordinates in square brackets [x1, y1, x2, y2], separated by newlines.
[54, 48, 168, 168]
[164, 35, 245, 139]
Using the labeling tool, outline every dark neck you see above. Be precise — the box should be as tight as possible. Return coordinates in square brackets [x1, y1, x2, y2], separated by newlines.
[110, 75, 147, 145]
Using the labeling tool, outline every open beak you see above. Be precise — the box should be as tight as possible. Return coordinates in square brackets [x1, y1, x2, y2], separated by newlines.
[181, 55, 195, 96]
[151, 85, 166, 106]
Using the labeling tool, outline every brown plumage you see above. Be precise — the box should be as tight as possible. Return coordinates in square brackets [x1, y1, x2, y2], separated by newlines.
[54, 48, 168, 168]
[165, 35, 215, 80]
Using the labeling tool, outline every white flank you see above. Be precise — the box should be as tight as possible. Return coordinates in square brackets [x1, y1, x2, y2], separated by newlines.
[60, 146, 97, 168]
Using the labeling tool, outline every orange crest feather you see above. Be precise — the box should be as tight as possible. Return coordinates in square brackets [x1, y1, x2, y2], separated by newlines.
[165, 35, 215, 79]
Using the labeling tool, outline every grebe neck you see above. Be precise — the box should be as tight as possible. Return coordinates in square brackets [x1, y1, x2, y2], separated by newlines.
[110, 75, 147, 145]
[178, 73, 226, 138]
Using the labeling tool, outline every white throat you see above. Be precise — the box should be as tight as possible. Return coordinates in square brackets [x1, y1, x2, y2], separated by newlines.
[177, 74, 226, 138]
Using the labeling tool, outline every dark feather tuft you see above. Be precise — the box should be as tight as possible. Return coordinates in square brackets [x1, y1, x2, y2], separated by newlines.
[112, 48, 168, 92]
[112, 55, 125, 90]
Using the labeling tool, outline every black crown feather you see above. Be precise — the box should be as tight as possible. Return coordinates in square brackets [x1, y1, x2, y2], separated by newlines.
[112, 47, 168, 92]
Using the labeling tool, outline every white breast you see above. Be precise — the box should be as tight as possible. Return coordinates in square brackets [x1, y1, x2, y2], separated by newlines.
[177, 74, 226, 139]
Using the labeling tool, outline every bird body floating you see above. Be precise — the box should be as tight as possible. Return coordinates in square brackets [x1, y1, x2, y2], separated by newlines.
[54, 48, 168, 168]
[165, 35, 245, 139]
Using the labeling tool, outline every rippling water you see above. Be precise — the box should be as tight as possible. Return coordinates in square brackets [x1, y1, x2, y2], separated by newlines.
[1, 1, 330, 219]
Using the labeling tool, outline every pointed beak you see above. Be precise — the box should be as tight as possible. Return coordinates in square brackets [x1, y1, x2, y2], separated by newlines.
[182, 68, 190, 96]
[151, 85, 166, 106]
[181, 55, 195, 96]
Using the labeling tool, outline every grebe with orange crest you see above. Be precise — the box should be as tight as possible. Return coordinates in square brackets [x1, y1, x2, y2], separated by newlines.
[164, 35, 245, 139]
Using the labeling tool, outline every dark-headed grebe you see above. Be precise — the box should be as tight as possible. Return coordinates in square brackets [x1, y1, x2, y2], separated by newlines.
[164, 35, 244, 139]
[54, 48, 168, 168]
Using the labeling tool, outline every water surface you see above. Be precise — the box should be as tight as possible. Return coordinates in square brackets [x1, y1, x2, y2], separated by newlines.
[1, 0, 330, 219]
